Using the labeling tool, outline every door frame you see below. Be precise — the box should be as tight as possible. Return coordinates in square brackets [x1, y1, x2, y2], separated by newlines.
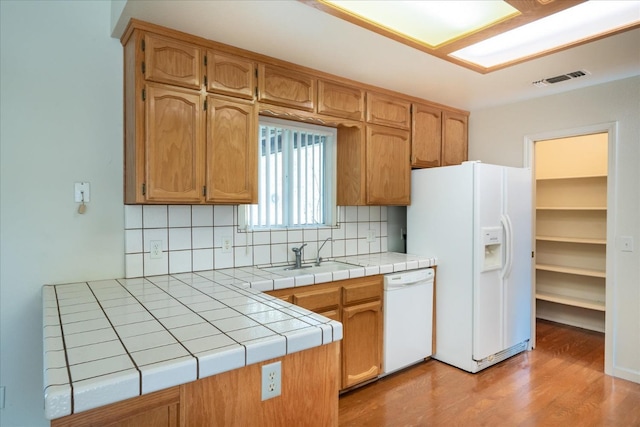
[523, 121, 617, 376]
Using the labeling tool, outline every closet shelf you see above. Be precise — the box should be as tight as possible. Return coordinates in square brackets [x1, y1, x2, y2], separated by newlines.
[536, 264, 606, 278]
[536, 206, 607, 211]
[536, 291, 605, 312]
[536, 174, 607, 181]
[536, 236, 606, 245]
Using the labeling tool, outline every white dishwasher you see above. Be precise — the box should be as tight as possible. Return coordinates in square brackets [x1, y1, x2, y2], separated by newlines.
[382, 268, 435, 375]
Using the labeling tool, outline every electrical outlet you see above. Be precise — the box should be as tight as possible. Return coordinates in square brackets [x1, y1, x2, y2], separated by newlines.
[150, 240, 162, 259]
[221, 236, 232, 253]
[261, 361, 281, 401]
[367, 229, 376, 243]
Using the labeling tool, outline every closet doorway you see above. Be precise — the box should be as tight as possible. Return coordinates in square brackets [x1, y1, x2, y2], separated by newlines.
[524, 123, 615, 372]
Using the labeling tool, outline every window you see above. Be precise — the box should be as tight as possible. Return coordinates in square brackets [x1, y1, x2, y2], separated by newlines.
[244, 117, 336, 229]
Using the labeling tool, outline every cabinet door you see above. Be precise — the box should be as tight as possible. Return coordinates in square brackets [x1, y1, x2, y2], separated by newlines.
[144, 33, 202, 90]
[342, 300, 382, 389]
[145, 83, 204, 203]
[258, 64, 316, 111]
[318, 80, 365, 120]
[442, 110, 468, 166]
[206, 95, 258, 204]
[336, 124, 366, 206]
[366, 125, 411, 205]
[411, 103, 442, 168]
[206, 51, 255, 99]
[366, 92, 411, 130]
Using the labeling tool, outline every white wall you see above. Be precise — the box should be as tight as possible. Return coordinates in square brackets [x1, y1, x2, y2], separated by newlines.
[469, 76, 640, 383]
[0, 2, 124, 426]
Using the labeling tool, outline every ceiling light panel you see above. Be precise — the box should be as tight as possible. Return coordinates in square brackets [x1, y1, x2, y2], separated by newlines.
[322, 0, 519, 47]
[450, 1, 640, 68]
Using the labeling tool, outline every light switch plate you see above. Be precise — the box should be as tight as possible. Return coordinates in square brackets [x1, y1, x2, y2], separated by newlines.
[74, 182, 90, 202]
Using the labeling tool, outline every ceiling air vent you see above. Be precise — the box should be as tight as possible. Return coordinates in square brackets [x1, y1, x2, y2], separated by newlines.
[532, 70, 590, 87]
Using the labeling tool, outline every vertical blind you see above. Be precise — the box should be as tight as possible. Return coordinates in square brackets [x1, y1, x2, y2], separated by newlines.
[249, 120, 333, 228]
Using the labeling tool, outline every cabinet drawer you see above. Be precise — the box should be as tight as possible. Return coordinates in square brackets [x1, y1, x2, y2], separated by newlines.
[294, 287, 341, 312]
[342, 280, 382, 306]
[258, 64, 316, 111]
[144, 33, 203, 90]
[318, 79, 365, 120]
[366, 92, 411, 130]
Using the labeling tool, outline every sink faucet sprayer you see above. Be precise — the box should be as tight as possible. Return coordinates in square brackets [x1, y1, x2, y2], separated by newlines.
[291, 243, 307, 269]
[316, 237, 332, 266]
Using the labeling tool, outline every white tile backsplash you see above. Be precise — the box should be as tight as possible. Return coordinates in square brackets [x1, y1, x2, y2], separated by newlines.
[124, 205, 389, 278]
[142, 205, 168, 228]
[168, 206, 191, 228]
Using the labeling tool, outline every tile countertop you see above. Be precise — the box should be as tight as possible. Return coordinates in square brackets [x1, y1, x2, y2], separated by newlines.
[42, 252, 436, 420]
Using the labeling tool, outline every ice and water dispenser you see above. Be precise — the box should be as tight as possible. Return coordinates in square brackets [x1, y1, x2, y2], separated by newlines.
[481, 227, 503, 271]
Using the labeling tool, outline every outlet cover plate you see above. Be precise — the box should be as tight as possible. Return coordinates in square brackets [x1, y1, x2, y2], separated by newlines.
[150, 240, 162, 259]
[261, 361, 281, 401]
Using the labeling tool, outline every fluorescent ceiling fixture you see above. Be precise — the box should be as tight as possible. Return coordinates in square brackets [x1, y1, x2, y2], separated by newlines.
[322, 0, 519, 47]
[451, 1, 640, 68]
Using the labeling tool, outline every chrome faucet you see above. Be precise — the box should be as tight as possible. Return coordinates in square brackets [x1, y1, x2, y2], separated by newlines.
[316, 237, 332, 266]
[291, 243, 307, 269]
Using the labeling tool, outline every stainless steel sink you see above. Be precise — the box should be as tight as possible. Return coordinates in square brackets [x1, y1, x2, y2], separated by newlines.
[261, 261, 355, 277]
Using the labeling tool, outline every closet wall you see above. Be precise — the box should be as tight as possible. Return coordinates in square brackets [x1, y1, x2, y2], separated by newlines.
[534, 133, 608, 332]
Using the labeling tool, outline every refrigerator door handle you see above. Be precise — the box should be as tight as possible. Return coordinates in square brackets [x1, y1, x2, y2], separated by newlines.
[501, 214, 514, 279]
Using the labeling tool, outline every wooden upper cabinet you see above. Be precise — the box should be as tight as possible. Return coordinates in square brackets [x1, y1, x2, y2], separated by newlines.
[145, 83, 204, 203]
[411, 103, 442, 168]
[257, 64, 316, 111]
[442, 110, 469, 166]
[317, 80, 365, 120]
[336, 124, 366, 206]
[143, 33, 202, 90]
[206, 95, 258, 204]
[366, 92, 411, 130]
[366, 125, 411, 205]
[206, 51, 255, 99]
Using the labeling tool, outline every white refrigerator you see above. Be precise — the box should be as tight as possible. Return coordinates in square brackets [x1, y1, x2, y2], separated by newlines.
[407, 161, 532, 373]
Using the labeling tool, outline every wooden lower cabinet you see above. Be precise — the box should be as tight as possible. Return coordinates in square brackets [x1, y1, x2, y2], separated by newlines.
[51, 387, 180, 427]
[341, 300, 382, 388]
[267, 275, 383, 391]
[51, 342, 339, 427]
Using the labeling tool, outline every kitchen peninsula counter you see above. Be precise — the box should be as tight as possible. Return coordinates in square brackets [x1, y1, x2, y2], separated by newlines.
[42, 252, 436, 421]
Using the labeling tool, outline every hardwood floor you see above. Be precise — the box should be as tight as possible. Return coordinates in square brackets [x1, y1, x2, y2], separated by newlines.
[339, 320, 640, 426]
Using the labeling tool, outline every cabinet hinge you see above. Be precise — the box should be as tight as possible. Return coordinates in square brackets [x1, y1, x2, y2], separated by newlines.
[142, 88, 146, 101]
[141, 39, 145, 52]
[202, 186, 207, 196]
[532, 251, 535, 258]
[141, 61, 146, 75]
[410, 105, 413, 114]
[204, 99, 207, 111]
[255, 87, 258, 98]
[142, 183, 146, 196]
[204, 55, 208, 66]
[204, 75, 208, 87]
[255, 68, 258, 78]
